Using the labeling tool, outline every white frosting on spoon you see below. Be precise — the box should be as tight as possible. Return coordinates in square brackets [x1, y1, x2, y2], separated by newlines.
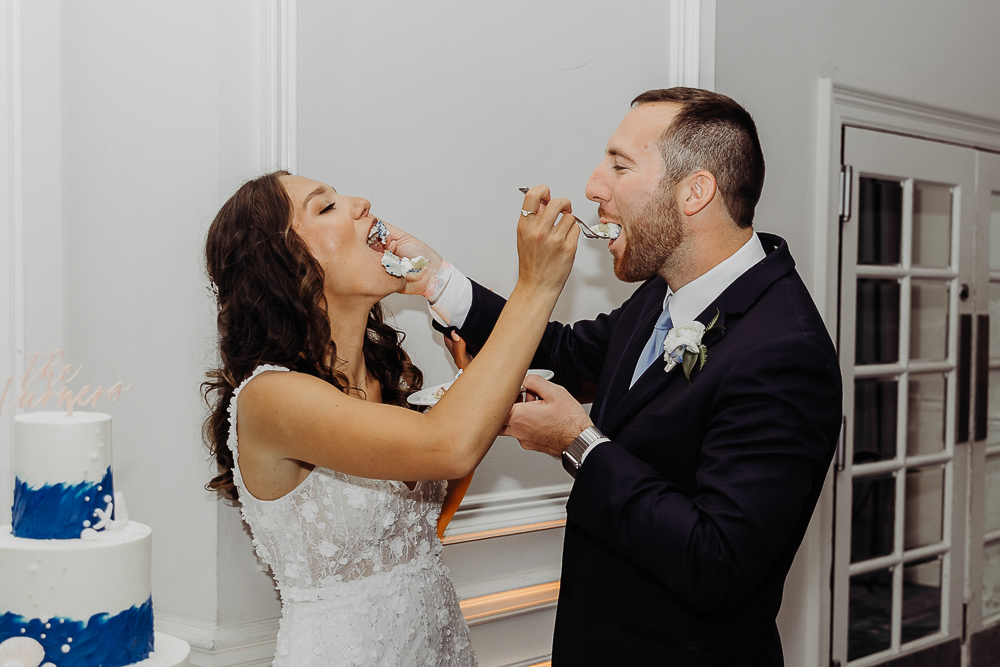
[589, 222, 622, 239]
[381, 250, 428, 276]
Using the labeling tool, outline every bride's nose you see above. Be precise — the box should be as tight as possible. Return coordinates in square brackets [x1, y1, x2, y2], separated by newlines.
[351, 198, 371, 220]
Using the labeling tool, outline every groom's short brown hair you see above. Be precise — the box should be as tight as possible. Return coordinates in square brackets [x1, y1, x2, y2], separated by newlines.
[632, 88, 765, 229]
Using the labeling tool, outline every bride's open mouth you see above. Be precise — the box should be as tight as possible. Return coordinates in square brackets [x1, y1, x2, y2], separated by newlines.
[367, 219, 388, 253]
[366, 218, 428, 276]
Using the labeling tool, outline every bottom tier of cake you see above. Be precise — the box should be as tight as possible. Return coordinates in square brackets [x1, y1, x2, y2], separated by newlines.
[0, 522, 155, 666]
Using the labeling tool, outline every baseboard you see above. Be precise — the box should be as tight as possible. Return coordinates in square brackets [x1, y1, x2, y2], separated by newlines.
[155, 615, 278, 667]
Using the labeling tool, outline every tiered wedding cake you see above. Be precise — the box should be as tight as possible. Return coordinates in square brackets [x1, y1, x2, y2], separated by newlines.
[0, 411, 190, 667]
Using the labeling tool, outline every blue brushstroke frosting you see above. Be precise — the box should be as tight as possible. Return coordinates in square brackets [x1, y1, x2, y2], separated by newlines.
[0, 596, 153, 667]
[11, 467, 116, 539]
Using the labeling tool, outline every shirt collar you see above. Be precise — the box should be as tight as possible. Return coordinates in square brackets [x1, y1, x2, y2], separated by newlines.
[665, 233, 766, 325]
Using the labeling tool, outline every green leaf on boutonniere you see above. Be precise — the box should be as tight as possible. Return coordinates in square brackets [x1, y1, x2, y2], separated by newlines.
[681, 311, 719, 382]
[706, 309, 720, 330]
[681, 349, 698, 381]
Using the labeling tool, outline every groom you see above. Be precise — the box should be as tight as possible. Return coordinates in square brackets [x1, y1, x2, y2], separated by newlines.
[421, 88, 842, 665]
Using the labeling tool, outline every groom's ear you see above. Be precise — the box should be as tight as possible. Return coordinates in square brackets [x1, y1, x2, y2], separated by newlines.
[680, 170, 717, 217]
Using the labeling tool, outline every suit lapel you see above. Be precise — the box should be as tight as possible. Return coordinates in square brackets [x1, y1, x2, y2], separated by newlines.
[597, 232, 795, 437]
[591, 281, 667, 427]
[601, 300, 728, 436]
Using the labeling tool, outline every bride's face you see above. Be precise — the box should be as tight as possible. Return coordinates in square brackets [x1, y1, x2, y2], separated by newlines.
[281, 174, 402, 300]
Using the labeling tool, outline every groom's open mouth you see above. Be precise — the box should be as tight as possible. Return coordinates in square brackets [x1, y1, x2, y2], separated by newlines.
[367, 219, 388, 253]
[601, 220, 623, 250]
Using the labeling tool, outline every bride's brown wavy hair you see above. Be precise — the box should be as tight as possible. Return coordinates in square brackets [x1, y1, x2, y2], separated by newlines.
[202, 171, 423, 501]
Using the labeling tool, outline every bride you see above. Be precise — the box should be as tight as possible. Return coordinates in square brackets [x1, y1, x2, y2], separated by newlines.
[202, 172, 578, 666]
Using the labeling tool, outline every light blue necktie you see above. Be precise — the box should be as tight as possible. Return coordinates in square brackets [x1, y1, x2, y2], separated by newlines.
[630, 303, 673, 387]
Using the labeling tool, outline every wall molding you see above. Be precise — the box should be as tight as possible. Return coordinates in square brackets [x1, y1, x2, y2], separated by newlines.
[461, 581, 559, 627]
[668, 0, 716, 90]
[813, 78, 1000, 326]
[1, 0, 25, 524]
[442, 483, 571, 544]
[832, 82, 1000, 153]
[260, 0, 297, 173]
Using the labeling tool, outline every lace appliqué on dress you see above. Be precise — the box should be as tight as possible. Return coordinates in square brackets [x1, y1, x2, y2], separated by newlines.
[227, 365, 476, 666]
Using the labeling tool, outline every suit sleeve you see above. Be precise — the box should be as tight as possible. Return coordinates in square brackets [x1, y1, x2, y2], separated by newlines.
[566, 330, 842, 614]
[456, 280, 626, 397]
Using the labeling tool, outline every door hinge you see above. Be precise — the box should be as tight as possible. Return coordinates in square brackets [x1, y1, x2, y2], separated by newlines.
[962, 602, 968, 644]
[839, 164, 853, 223]
[835, 415, 847, 472]
[831, 660, 842, 667]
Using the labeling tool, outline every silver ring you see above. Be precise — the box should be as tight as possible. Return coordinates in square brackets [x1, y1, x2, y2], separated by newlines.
[520, 209, 533, 217]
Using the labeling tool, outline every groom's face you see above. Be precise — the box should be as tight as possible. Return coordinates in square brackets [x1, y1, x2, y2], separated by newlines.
[586, 103, 686, 282]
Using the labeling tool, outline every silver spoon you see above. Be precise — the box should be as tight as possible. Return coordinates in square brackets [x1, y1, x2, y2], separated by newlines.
[517, 187, 610, 239]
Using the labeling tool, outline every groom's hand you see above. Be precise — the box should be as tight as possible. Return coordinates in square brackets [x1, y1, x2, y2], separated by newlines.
[501, 374, 593, 459]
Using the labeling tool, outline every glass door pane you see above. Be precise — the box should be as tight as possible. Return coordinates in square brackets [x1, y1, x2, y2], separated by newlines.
[901, 557, 943, 644]
[912, 183, 953, 268]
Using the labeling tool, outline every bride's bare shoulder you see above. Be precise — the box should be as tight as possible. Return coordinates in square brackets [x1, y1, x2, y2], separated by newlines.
[238, 370, 344, 424]
[240, 367, 338, 395]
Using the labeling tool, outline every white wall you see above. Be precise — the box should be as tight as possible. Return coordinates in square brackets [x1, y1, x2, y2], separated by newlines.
[296, 0, 674, 499]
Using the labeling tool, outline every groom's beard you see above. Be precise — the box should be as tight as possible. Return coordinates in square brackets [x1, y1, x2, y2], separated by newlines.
[613, 186, 685, 283]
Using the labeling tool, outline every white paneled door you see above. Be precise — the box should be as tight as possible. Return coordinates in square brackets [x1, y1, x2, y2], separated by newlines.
[833, 127, 1000, 667]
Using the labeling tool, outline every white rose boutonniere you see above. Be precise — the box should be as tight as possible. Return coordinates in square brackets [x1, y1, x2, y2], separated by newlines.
[662, 310, 721, 381]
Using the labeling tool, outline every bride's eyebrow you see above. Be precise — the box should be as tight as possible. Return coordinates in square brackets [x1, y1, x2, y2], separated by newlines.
[302, 186, 328, 211]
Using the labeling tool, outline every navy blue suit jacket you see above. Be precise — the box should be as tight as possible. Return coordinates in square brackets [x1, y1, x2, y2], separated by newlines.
[455, 233, 842, 666]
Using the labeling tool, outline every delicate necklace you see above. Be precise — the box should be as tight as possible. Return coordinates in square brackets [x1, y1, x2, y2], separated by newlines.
[352, 369, 370, 399]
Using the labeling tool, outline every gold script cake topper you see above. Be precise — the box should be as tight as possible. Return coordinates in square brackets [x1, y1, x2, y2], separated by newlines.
[0, 350, 132, 417]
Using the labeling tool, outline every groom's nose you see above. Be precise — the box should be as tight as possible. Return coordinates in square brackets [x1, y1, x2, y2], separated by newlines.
[586, 160, 611, 204]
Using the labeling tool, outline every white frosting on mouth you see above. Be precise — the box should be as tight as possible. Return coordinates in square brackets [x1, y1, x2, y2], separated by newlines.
[381, 250, 428, 276]
[368, 219, 389, 246]
[589, 222, 622, 239]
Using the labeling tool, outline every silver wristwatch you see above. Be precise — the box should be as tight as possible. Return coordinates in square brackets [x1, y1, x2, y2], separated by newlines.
[561, 426, 608, 478]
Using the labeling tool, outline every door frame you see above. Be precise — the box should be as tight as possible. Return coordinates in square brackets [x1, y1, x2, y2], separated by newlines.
[817, 80, 1000, 666]
[815, 80, 1000, 332]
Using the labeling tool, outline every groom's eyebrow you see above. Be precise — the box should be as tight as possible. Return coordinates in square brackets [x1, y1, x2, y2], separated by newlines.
[607, 147, 634, 162]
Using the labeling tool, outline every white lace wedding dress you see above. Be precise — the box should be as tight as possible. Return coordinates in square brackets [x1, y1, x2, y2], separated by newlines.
[227, 365, 477, 666]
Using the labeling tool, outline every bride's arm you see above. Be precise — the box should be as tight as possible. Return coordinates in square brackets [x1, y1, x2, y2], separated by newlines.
[238, 188, 579, 482]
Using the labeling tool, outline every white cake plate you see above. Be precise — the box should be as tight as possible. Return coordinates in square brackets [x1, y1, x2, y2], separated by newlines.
[135, 632, 191, 667]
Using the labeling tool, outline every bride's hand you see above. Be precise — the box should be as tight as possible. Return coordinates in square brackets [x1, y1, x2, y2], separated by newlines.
[381, 222, 445, 296]
[516, 185, 579, 295]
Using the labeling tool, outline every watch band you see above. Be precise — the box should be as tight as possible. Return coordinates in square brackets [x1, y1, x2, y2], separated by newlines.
[561, 426, 608, 478]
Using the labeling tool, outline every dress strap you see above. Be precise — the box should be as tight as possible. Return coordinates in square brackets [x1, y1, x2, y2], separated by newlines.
[226, 364, 290, 469]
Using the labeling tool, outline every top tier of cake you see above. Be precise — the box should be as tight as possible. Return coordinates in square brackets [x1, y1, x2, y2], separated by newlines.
[12, 411, 117, 540]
